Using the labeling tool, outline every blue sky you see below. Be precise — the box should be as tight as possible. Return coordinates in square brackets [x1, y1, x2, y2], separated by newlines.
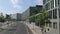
[0, 0, 43, 15]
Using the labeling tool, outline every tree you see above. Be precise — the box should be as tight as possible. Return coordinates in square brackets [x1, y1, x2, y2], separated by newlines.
[5, 17, 16, 21]
[10, 18, 16, 21]
[36, 8, 51, 26]
[0, 13, 5, 22]
[35, 8, 51, 34]
[29, 13, 36, 23]
[29, 7, 51, 26]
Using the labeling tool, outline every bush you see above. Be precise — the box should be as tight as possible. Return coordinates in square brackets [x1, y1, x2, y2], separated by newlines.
[0, 16, 6, 22]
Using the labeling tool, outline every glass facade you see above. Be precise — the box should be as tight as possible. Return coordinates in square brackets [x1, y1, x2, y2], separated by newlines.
[55, 0, 57, 7]
[43, 0, 46, 4]
[59, 23, 60, 31]
[53, 9, 57, 19]
[43, 0, 60, 34]
[44, 0, 58, 19]
[49, 22, 52, 27]
[43, 0, 50, 4]
[53, 22, 57, 29]
[45, 2, 50, 10]
[46, 0, 50, 2]
[58, 9, 60, 18]
[49, 11, 52, 19]
[58, 0, 60, 7]
[51, 0, 54, 9]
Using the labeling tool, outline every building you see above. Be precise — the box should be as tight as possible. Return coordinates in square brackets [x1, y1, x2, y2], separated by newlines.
[6, 14, 10, 19]
[21, 5, 43, 22]
[21, 8, 30, 21]
[0, 13, 3, 16]
[10, 13, 21, 21]
[30, 5, 43, 16]
[43, 0, 60, 34]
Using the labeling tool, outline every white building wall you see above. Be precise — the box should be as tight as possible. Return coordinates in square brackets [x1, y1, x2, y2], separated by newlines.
[10, 14, 17, 19]
[22, 8, 30, 21]
[43, 0, 59, 34]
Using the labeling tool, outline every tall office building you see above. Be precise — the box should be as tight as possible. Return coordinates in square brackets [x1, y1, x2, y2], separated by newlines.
[43, 0, 60, 34]
[21, 5, 43, 22]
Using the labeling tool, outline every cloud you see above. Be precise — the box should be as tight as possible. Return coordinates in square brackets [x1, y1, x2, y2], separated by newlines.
[14, 5, 22, 11]
[35, 0, 43, 5]
[11, 0, 18, 5]
[26, 0, 30, 1]
[11, 0, 19, 7]
[10, 0, 22, 13]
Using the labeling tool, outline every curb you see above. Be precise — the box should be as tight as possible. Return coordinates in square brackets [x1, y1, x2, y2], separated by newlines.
[25, 23, 38, 34]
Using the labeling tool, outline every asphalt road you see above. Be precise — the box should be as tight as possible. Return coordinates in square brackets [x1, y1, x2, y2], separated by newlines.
[0, 21, 33, 34]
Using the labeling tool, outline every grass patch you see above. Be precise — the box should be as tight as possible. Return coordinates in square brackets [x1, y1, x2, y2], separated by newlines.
[0, 28, 5, 30]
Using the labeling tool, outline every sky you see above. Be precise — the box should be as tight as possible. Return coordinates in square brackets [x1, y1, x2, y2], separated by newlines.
[0, 0, 43, 16]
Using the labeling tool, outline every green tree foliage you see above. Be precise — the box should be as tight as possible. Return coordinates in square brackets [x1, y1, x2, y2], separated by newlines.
[30, 17, 35, 22]
[0, 13, 5, 22]
[30, 7, 51, 26]
[10, 18, 16, 21]
[5, 17, 16, 21]
[36, 8, 51, 26]
[29, 13, 36, 23]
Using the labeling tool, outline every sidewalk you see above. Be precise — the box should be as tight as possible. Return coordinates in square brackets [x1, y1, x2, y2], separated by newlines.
[25, 22, 42, 34]
[0, 22, 14, 29]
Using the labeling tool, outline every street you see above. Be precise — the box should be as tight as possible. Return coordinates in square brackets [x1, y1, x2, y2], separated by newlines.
[0, 21, 33, 34]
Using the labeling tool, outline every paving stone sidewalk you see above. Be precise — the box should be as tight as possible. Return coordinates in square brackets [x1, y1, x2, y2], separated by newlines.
[25, 22, 42, 34]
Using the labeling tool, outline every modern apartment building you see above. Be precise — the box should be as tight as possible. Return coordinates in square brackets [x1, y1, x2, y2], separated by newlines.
[43, 0, 60, 34]
[10, 13, 21, 21]
[21, 5, 43, 22]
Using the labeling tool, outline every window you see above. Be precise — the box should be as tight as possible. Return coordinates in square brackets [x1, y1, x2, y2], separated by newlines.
[51, 0, 54, 9]
[53, 9, 57, 19]
[53, 22, 57, 29]
[46, 23, 48, 27]
[59, 23, 60, 30]
[43, 0, 46, 4]
[45, 3, 50, 10]
[46, 0, 50, 2]
[58, 9, 60, 18]
[55, 0, 57, 7]
[58, 0, 60, 7]
[45, 4, 48, 10]
[48, 11, 52, 19]
[49, 22, 52, 27]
